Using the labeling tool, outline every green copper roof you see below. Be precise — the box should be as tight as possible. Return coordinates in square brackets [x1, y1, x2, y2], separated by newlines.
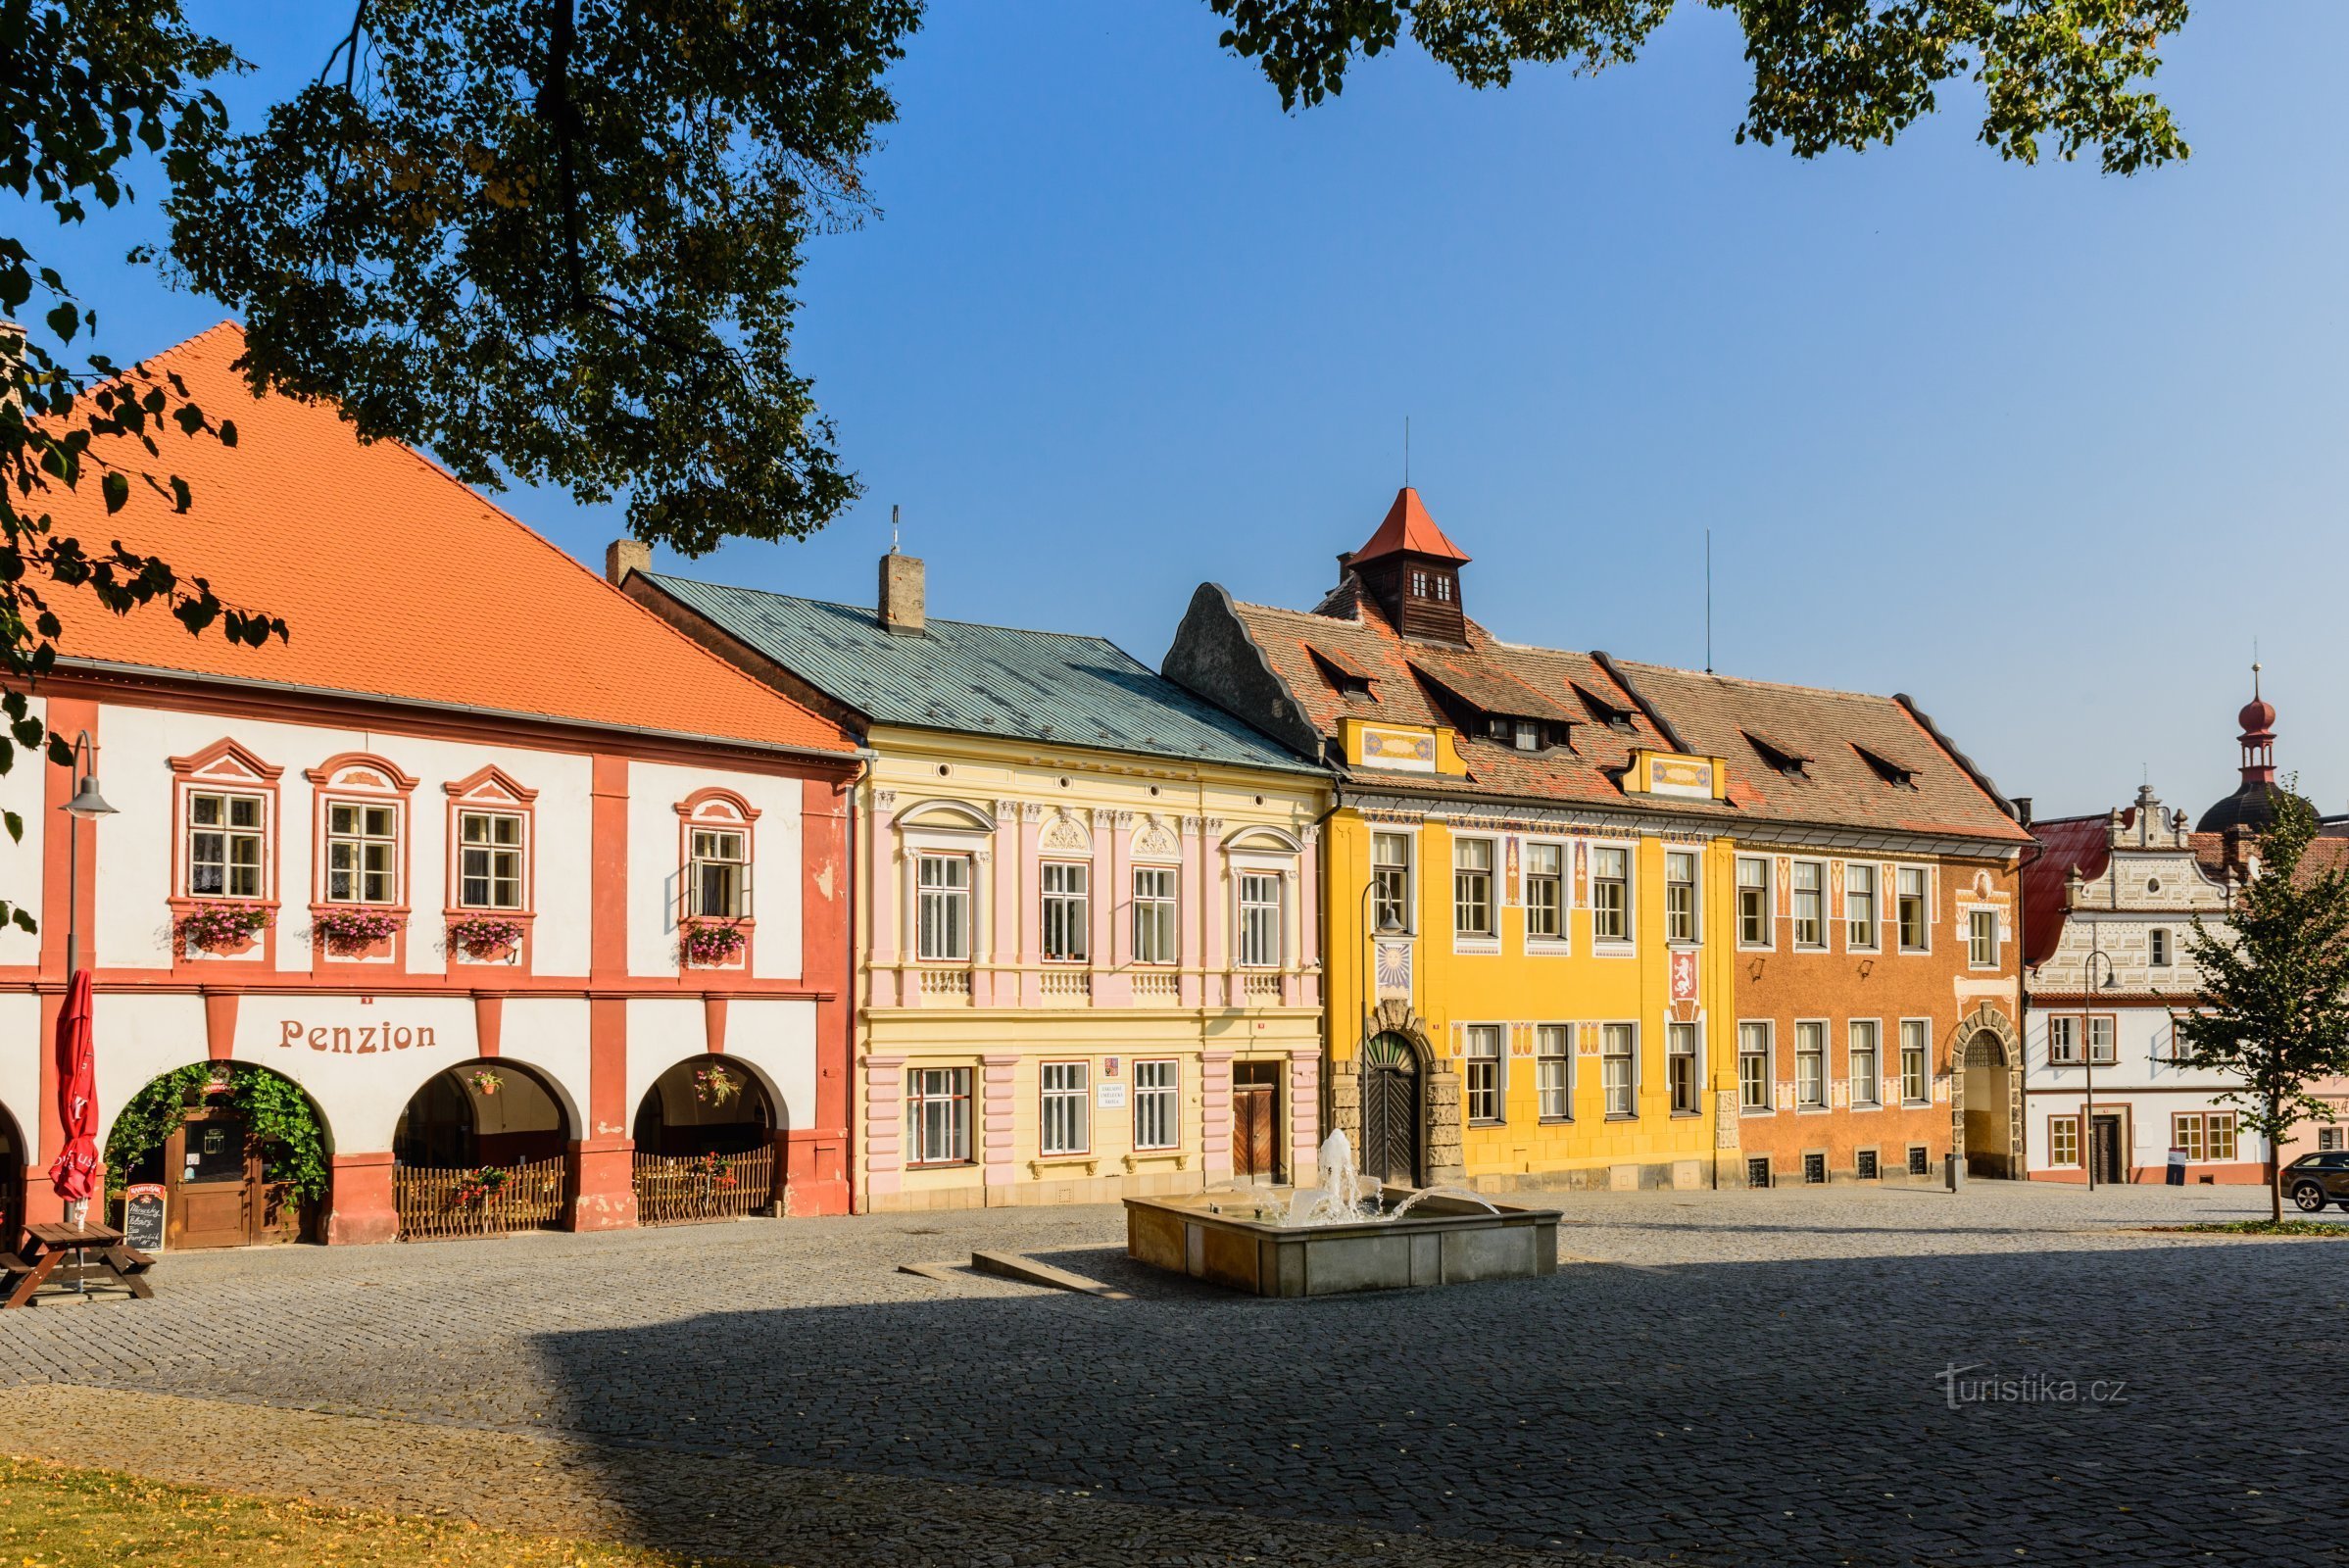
[645, 572, 1323, 775]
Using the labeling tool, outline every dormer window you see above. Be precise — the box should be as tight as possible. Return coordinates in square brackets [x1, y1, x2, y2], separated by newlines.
[1411, 568, 1430, 597]
[1745, 729, 1811, 780]
[1573, 683, 1638, 735]
[1512, 719, 1540, 753]
[1854, 743, 1918, 790]
[1434, 573, 1454, 604]
[1307, 644, 1378, 703]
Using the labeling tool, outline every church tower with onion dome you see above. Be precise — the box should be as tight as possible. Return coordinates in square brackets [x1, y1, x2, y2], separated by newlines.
[2196, 663, 2315, 834]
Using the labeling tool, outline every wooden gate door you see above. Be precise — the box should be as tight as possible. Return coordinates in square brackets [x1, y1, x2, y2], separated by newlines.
[2090, 1114, 2126, 1186]
[1358, 1033, 1421, 1187]
[1232, 1086, 1277, 1181]
[167, 1112, 256, 1250]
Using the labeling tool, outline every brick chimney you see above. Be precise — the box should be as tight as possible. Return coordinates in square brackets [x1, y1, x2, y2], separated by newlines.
[605, 538, 651, 587]
[878, 549, 925, 636]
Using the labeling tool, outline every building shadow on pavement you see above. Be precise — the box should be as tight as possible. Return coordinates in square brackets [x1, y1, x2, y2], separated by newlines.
[525, 1235, 2349, 1568]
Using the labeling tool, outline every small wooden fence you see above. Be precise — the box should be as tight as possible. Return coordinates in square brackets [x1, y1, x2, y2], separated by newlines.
[632, 1147, 775, 1227]
[393, 1157, 566, 1242]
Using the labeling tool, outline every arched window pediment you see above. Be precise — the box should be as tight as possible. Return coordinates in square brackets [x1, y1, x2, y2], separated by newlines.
[893, 798, 996, 834]
[304, 752, 420, 794]
[1222, 824, 1303, 856]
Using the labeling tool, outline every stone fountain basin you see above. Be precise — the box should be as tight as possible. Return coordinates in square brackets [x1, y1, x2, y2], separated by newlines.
[1124, 1187, 1560, 1298]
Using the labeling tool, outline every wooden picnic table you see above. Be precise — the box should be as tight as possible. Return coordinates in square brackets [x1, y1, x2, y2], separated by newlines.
[1, 1221, 154, 1308]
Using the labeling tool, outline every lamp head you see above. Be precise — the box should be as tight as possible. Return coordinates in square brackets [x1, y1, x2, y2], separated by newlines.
[61, 775, 115, 820]
[1374, 909, 1406, 938]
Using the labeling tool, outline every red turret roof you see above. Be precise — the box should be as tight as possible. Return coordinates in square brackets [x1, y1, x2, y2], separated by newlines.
[1351, 486, 1469, 565]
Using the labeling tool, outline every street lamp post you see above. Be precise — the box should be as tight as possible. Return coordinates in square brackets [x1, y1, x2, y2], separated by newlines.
[2080, 947, 2117, 1191]
[58, 731, 117, 978]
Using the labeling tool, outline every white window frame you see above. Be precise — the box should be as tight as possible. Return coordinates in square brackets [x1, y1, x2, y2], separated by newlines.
[1132, 864, 1178, 965]
[1738, 1020, 1773, 1113]
[1899, 1018, 1931, 1104]
[1134, 1058, 1179, 1152]
[1590, 843, 1633, 948]
[1600, 1021, 1638, 1118]
[1536, 1023, 1572, 1121]
[916, 852, 973, 962]
[455, 808, 525, 911]
[2047, 1014, 2080, 1065]
[1844, 862, 1880, 953]
[1665, 850, 1699, 946]
[905, 1066, 972, 1165]
[1666, 1022, 1701, 1116]
[2087, 1013, 2117, 1065]
[1453, 836, 1496, 943]
[1968, 908, 2000, 969]
[1523, 839, 1568, 950]
[1847, 1019, 1882, 1108]
[687, 825, 750, 919]
[1895, 865, 1930, 953]
[1041, 860, 1091, 963]
[186, 788, 269, 902]
[1041, 1060, 1091, 1155]
[1736, 857, 1772, 949]
[1371, 830, 1415, 935]
[2149, 927, 2171, 967]
[1237, 871, 1284, 968]
[1792, 860, 1827, 950]
[1794, 1019, 1828, 1109]
[1463, 1023, 1505, 1124]
[2048, 1113, 2080, 1169]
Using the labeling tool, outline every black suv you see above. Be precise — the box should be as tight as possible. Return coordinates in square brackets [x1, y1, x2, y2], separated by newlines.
[2281, 1150, 2349, 1213]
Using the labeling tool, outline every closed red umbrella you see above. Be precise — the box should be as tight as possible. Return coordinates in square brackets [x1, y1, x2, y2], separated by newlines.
[47, 970, 98, 1219]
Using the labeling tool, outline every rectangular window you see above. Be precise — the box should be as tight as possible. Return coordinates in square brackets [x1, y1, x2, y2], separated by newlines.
[1042, 861, 1090, 962]
[2088, 1015, 2118, 1065]
[1738, 1021, 1771, 1111]
[1736, 858, 1771, 946]
[326, 801, 399, 905]
[1667, 1023, 1699, 1114]
[1665, 851, 1698, 945]
[1591, 847, 1630, 943]
[1041, 1061, 1090, 1154]
[1848, 1020, 1882, 1108]
[917, 855, 972, 961]
[1464, 1024, 1504, 1123]
[1134, 1059, 1178, 1151]
[1792, 861, 1826, 948]
[1908, 1145, 1931, 1177]
[1795, 1021, 1826, 1108]
[2318, 1128, 2342, 1152]
[1453, 839, 1495, 938]
[1969, 908, 1999, 968]
[1601, 1022, 1637, 1117]
[187, 791, 266, 899]
[688, 827, 749, 918]
[1845, 863, 1879, 951]
[1897, 866, 1929, 951]
[1536, 1024, 1571, 1120]
[2047, 1014, 2080, 1064]
[1371, 831, 1412, 933]
[2049, 1114, 2080, 1168]
[1524, 842, 1564, 941]
[1900, 1019, 1930, 1104]
[2173, 1112, 2203, 1163]
[1132, 865, 1178, 964]
[457, 810, 524, 909]
[1238, 873, 1283, 967]
[2149, 927, 2171, 967]
[2174, 1111, 2236, 1163]
[905, 1067, 971, 1165]
[1856, 1149, 1880, 1181]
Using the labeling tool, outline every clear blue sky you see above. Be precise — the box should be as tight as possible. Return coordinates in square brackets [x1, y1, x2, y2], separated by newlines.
[26, 2, 2349, 823]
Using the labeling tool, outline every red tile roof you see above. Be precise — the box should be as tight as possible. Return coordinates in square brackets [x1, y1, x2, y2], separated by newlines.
[1352, 487, 1469, 564]
[35, 324, 856, 757]
[2022, 813, 2115, 966]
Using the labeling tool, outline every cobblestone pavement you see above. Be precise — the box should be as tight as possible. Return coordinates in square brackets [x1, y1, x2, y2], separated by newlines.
[2, 1182, 2344, 1568]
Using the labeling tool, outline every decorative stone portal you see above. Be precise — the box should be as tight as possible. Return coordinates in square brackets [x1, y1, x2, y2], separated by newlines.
[1329, 1003, 1463, 1187]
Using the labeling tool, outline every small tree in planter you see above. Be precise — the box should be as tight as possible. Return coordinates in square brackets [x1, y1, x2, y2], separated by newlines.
[680, 919, 747, 967]
[447, 915, 526, 961]
[312, 908, 405, 957]
[176, 903, 274, 956]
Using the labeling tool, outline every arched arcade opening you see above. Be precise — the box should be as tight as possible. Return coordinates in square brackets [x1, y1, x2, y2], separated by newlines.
[630, 1055, 781, 1224]
[103, 1062, 332, 1250]
[391, 1060, 572, 1240]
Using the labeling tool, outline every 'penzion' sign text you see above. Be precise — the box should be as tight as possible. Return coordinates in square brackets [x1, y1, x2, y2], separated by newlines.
[280, 1019, 438, 1054]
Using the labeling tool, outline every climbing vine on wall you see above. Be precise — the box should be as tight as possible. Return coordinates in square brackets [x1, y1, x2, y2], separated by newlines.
[103, 1063, 330, 1201]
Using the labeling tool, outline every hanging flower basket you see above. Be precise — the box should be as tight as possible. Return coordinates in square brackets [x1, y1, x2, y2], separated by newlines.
[175, 902, 273, 955]
[467, 1069, 506, 1098]
[313, 907, 405, 956]
[448, 915, 526, 960]
[680, 919, 747, 966]
[693, 1064, 741, 1106]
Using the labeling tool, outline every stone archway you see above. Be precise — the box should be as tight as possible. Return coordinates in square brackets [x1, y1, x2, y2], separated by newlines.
[1948, 1004, 2024, 1179]
[1332, 1002, 1462, 1188]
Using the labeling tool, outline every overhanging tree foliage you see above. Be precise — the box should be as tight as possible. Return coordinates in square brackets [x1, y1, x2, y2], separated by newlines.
[2177, 792, 2349, 1223]
[4, 0, 2194, 945]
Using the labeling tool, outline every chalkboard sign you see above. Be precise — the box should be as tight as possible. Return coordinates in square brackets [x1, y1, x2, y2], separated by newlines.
[123, 1183, 166, 1252]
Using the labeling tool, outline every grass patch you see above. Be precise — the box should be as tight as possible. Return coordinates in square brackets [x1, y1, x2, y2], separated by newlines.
[0, 1455, 759, 1568]
[2138, 1219, 2349, 1238]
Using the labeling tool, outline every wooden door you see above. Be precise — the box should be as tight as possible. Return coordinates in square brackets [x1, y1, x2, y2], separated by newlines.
[168, 1112, 255, 1250]
[2090, 1115, 2126, 1185]
[1232, 1087, 1277, 1181]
